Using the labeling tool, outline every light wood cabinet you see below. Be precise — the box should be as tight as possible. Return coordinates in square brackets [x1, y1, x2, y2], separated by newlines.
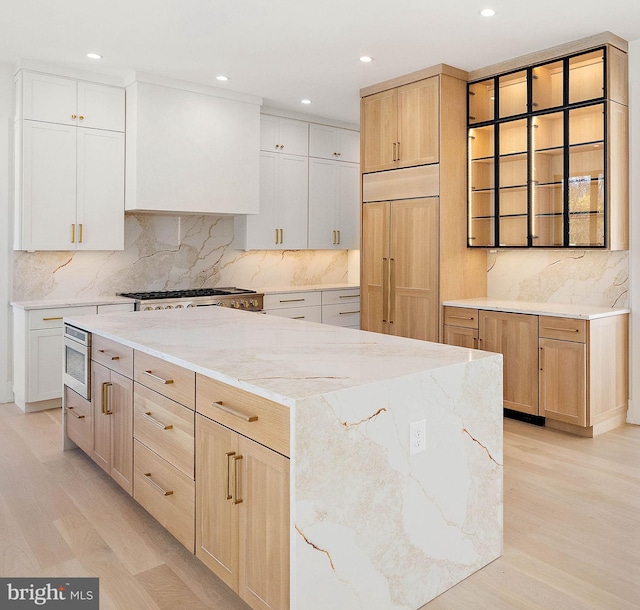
[361, 77, 439, 173]
[65, 386, 93, 455]
[92, 361, 133, 494]
[362, 197, 439, 342]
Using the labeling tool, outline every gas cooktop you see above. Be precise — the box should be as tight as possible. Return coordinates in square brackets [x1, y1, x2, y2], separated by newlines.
[119, 287, 257, 300]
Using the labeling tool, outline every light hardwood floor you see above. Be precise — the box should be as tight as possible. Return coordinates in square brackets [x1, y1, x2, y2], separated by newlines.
[1, 403, 639, 609]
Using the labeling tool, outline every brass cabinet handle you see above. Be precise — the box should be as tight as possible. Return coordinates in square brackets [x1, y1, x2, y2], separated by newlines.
[339, 294, 360, 299]
[279, 298, 305, 303]
[339, 310, 360, 315]
[389, 257, 396, 324]
[333, 230, 337, 245]
[143, 370, 174, 384]
[292, 316, 306, 319]
[280, 228, 284, 244]
[448, 315, 475, 321]
[43, 316, 63, 321]
[66, 406, 84, 419]
[382, 257, 389, 323]
[275, 228, 279, 244]
[396, 141, 400, 161]
[232, 454, 243, 505]
[213, 401, 258, 422]
[79, 115, 84, 121]
[142, 411, 173, 430]
[71, 224, 75, 243]
[225, 451, 235, 500]
[473, 337, 478, 349]
[539, 346, 544, 371]
[101, 382, 113, 415]
[543, 327, 580, 333]
[71, 114, 77, 119]
[392, 142, 397, 162]
[337, 230, 341, 245]
[97, 349, 120, 361]
[142, 473, 173, 496]
[78, 223, 83, 243]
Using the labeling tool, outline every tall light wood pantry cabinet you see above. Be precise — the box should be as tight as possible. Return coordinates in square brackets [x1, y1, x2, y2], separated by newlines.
[360, 65, 487, 342]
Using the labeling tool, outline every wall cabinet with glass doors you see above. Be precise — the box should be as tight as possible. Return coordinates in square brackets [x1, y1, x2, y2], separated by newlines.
[467, 44, 628, 250]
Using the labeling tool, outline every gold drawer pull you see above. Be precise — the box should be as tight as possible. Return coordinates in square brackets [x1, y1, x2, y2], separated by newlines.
[97, 349, 120, 360]
[213, 401, 258, 422]
[339, 294, 360, 299]
[339, 310, 360, 315]
[66, 406, 85, 419]
[293, 316, 306, 319]
[448, 315, 475, 321]
[279, 298, 306, 303]
[143, 370, 174, 384]
[43, 316, 63, 321]
[143, 412, 173, 430]
[225, 452, 235, 500]
[543, 327, 580, 333]
[232, 454, 243, 505]
[142, 473, 173, 496]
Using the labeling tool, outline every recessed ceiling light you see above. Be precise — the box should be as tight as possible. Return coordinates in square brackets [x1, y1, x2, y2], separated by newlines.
[360, 56, 373, 63]
[480, 8, 495, 17]
[86, 53, 102, 60]
[216, 75, 229, 81]
[301, 99, 312, 105]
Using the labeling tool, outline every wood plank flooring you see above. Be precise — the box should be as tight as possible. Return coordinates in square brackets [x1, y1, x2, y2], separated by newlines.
[1, 403, 639, 609]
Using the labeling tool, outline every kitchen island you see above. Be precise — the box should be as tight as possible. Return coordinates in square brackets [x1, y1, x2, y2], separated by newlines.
[63, 306, 503, 610]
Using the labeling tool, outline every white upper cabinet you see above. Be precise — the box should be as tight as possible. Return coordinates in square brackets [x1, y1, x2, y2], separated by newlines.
[125, 81, 260, 215]
[18, 71, 124, 131]
[260, 115, 308, 156]
[308, 124, 360, 163]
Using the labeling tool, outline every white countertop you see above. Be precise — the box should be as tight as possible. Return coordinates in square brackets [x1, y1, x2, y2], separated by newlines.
[257, 283, 359, 294]
[64, 306, 493, 407]
[443, 297, 629, 320]
[11, 295, 136, 310]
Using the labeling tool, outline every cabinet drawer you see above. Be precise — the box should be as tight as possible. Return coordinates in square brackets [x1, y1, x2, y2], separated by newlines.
[443, 307, 479, 329]
[196, 375, 290, 457]
[263, 291, 321, 310]
[30, 306, 96, 330]
[321, 288, 360, 306]
[93, 335, 134, 378]
[134, 383, 195, 479]
[322, 303, 361, 327]
[265, 306, 322, 323]
[65, 386, 93, 455]
[133, 440, 195, 552]
[539, 316, 586, 342]
[97, 303, 135, 314]
[134, 351, 195, 409]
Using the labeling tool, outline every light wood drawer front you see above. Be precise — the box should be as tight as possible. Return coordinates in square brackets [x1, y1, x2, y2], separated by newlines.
[539, 316, 586, 342]
[444, 307, 479, 329]
[93, 335, 134, 378]
[321, 288, 360, 306]
[133, 440, 195, 552]
[134, 384, 195, 479]
[196, 375, 290, 458]
[322, 303, 361, 327]
[65, 386, 93, 455]
[30, 306, 96, 330]
[263, 291, 321, 310]
[134, 351, 195, 409]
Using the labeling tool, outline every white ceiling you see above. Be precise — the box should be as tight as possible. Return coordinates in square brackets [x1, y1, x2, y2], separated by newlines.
[2, 0, 640, 125]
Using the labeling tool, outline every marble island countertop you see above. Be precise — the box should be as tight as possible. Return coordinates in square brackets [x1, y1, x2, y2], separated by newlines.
[443, 297, 629, 320]
[256, 282, 359, 294]
[64, 306, 494, 407]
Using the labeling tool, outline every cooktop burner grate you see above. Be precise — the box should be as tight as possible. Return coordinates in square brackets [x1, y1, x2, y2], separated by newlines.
[119, 287, 257, 300]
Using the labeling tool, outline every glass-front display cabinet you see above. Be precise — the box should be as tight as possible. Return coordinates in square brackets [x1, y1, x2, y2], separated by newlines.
[467, 44, 628, 250]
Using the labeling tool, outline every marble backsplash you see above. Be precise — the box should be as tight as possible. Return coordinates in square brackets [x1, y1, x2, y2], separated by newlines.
[12, 214, 350, 301]
[487, 249, 629, 308]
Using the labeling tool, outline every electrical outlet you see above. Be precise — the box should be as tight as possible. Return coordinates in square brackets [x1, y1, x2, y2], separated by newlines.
[410, 419, 426, 455]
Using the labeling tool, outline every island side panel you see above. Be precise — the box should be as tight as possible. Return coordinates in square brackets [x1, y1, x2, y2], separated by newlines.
[292, 353, 503, 610]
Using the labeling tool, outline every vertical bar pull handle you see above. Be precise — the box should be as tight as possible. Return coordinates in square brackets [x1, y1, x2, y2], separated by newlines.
[71, 224, 75, 243]
[337, 230, 341, 245]
[225, 451, 236, 500]
[382, 257, 389, 323]
[78, 224, 83, 244]
[539, 346, 544, 371]
[232, 454, 243, 505]
[275, 228, 279, 245]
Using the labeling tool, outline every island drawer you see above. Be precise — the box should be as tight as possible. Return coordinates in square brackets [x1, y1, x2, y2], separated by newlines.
[321, 288, 360, 306]
[196, 375, 290, 457]
[134, 351, 195, 409]
[30, 306, 96, 330]
[93, 335, 134, 378]
[134, 383, 195, 479]
[539, 316, 586, 342]
[133, 440, 195, 552]
[443, 307, 479, 329]
[65, 386, 93, 455]
[263, 290, 321, 310]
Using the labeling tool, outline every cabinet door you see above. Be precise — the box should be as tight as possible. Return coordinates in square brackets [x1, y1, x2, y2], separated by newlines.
[20, 120, 77, 250]
[361, 201, 390, 333]
[76, 82, 125, 132]
[278, 154, 309, 249]
[21, 72, 77, 126]
[27, 328, 63, 402]
[196, 415, 239, 591]
[238, 436, 290, 610]
[260, 116, 308, 156]
[65, 386, 93, 455]
[308, 158, 336, 249]
[443, 325, 478, 349]
[92, 362, 112, 475]
[335, 162, 360, 249]
[390, 198, 439, 342]
[539, 338, 586, 426]
[76, 128, 125, 250]
[397, 78, 439, 168]
[244, 152, 280, 249]
[336, 128, 361, 164]
[480, 311, 539, 415]
[109, 370, 133, 494]
[361, 89, 398, 172]
[309, 124, 360, 163]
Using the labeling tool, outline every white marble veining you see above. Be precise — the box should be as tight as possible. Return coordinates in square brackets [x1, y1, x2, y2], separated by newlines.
[65, 307, 503, 609]
[443, 297, 629, 320]
[13, 214, 350, 301]
[487, 249, 629, 308]
[10, 296, 135, 310]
